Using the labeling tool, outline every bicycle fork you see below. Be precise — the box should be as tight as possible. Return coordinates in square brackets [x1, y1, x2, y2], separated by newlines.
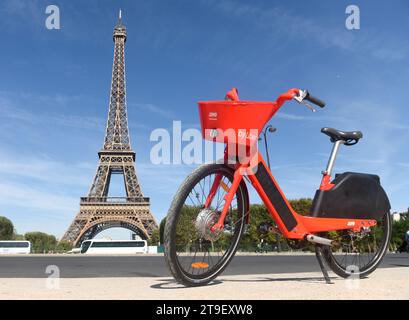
[204, 168, 245, 232]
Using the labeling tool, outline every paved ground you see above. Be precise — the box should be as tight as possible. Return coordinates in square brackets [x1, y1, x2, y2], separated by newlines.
[0, 253, 407, 278]
[0, 267, 408, 299]
[0, 253, 407, 299]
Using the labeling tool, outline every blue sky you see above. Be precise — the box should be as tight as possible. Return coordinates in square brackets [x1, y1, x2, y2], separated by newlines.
[0, 0, 408, 239]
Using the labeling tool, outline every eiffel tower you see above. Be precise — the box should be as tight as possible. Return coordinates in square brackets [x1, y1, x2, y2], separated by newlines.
[61, 11, 158, 245]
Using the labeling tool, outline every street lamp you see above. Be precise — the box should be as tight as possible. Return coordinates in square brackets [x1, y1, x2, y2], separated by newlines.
[259, 125, 276, 170]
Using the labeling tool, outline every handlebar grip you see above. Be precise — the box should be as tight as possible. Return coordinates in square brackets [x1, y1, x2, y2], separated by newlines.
[305, 92, 326, 108]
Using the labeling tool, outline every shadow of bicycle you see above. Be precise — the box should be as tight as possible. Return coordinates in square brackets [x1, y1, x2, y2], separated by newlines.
[222, 276, 336, 284]
[150, 278, 223, 289]
[150, 275, 335, 289]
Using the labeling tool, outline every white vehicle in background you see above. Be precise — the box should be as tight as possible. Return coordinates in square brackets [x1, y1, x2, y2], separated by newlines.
[79, 239, 148, 254]
[0, 241, 31, 254]
[67, 247, 81, 254]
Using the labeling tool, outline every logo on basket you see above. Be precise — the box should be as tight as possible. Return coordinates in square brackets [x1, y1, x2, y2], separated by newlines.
[209, 129, 218, 138]
[238, 129, 258, 141]
[208, 112, 218, 120]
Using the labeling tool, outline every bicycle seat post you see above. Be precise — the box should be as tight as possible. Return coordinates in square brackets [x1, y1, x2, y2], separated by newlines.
[323, 140, 344, 176]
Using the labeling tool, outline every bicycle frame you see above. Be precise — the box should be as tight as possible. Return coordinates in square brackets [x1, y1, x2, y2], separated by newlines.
[206, 150, 377, 240]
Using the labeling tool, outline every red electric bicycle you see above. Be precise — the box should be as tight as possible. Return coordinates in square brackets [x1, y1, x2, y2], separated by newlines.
[164, 88, 392, 286]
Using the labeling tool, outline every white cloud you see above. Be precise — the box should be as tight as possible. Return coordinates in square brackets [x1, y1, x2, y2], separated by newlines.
[275, 112, 308, 121]
[0, 182, 77, 216]
[0, 91, 106, 131]
[202, 0, 408, 62]
[0, 151, 95, 236]
[131, 103, 176, 119]
[372, 46, 409, 63]
[0, 0, 43, 31]
[0, 91, 153, 133]
[0, 152, 92, 188]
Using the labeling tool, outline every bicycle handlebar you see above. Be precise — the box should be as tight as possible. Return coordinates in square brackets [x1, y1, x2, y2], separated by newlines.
[223, 87, 326, 109]
[304, 91, 326, 108]
[275, 89, 326, 109]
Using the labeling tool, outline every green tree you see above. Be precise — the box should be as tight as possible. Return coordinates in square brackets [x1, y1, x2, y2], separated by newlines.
[24, 232, 57, 253]
[55, 241, 73, 253]
[239, 204, 285, 252]
[289, 198, 313, 215]
[13, 233, 25, 240]
[239, 199, 313, 252]
[162, 199, 316, 253]
[391, 216, 409, 251]
[0, 216, 14, 240]
[175, 205, 199, 252]
[147, 217, 167, 246]
[148, 229, 160, 246]
[159, 217, 167, 244]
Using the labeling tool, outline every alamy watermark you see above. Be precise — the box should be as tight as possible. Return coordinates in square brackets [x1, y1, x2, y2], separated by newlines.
[45, 5, 60, 30]
[149, 121, 260, 169]
[345, 5, 360, 30]
[345, 265, 360, 289]
[45, 265, 60, 289]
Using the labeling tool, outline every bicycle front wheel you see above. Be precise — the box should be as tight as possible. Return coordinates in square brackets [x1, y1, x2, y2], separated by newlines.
[164, 164, 248, 287]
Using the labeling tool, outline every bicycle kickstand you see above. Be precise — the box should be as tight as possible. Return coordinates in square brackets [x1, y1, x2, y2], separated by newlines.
[315, 245, 333, 284]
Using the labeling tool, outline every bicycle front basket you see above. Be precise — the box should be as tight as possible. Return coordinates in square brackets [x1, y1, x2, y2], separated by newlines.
[198, 101, 279, 147]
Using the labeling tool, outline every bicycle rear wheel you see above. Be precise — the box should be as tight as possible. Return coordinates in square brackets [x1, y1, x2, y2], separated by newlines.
[321, 212, 392, 278]
[164, 164, 248, 286]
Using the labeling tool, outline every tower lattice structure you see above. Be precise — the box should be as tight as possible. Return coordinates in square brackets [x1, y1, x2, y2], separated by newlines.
[61, 12, 158, 245]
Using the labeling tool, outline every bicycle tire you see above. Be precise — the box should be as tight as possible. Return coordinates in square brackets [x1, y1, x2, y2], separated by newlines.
[164, 163, 248, 287]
